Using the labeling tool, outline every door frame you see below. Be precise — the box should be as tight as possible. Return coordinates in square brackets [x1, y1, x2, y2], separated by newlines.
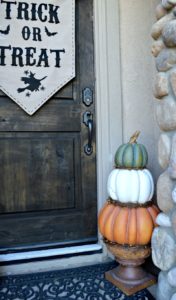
[0, 0, 123, 273]
[95, 0, 122, 213]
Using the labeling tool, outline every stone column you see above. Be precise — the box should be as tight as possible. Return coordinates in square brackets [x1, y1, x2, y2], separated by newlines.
[151, 1, 176, 299]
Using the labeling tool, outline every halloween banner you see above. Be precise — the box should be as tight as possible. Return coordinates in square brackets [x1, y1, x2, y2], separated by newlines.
[0, 0, 75, 115]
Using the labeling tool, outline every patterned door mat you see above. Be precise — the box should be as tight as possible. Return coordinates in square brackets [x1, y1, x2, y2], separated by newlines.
[0, 261, 155, 299]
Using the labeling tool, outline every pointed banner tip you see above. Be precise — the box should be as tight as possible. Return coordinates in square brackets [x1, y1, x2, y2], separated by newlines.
[0, 0, 75, 115]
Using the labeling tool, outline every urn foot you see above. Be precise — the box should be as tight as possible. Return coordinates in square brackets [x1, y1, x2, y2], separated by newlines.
[105, 241, 156, 296]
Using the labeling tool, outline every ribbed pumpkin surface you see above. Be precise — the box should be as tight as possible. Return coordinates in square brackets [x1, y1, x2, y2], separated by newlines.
[115, 143, 148, 169]
[107, 169, 154, 204]
[98, 202, 159, 246]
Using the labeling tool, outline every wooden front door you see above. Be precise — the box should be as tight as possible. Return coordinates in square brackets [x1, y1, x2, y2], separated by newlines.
[0, 0, 97, 253]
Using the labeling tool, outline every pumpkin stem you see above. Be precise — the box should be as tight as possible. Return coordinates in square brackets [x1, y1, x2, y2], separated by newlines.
[129, 131, 140, 144]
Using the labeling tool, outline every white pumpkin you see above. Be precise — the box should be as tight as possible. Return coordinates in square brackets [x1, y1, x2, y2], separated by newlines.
[107, 169, 154, 204]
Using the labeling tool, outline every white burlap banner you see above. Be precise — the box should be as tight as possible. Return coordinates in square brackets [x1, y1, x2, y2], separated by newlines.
[0, 0, 75, 115]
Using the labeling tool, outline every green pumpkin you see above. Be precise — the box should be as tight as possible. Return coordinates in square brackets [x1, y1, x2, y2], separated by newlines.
[115, 131, 148, 169]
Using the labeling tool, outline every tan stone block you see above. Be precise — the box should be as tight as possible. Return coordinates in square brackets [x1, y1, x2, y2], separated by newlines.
[172, 186, 176, 203]
[168, 0, 176, 4]
[157, 271, 176, 300]
[163, 20, 176, 47]
[157, 170, 175, 212]
[168, 267, 176, 287]
[151, 40, 165, 57]
[154, 72, 169, 99]
[171, 209, 176, 236]
[156, 96, 176, 131]
[158, 133, 171, 169]
[156, 49, 176, 72]
[162, 0, 173, 9]
[156, 212, 172, 227]
[151, 13, 174, 40]
[152, 227, 176, 271]
[156, 4, 168, 20]
[170, 70, 176, 97]
[168, 134, 176, 178]
[171, 294, 176, 300]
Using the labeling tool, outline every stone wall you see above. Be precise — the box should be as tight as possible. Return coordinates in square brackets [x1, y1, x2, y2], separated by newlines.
[151, 1, 176, 299]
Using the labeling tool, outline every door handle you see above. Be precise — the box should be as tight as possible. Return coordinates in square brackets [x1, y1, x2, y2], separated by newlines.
[85, 119, 93, 155]
[83, 111, 93, 156]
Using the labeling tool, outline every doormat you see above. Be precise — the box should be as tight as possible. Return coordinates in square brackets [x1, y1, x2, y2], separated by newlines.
[0, 261, 155, 300]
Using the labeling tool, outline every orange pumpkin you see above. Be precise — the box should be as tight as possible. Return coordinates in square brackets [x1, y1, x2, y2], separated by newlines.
[98, 202, 160, 246]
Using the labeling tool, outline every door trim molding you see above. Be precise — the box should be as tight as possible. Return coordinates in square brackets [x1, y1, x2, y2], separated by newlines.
[94, 0, 123, 214]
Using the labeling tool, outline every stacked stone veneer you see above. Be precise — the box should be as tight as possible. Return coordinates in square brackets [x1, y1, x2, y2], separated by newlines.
[151, 1, 176, 299]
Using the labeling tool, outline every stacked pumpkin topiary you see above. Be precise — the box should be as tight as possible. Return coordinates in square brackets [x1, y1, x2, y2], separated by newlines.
[98, 131, 160, 295]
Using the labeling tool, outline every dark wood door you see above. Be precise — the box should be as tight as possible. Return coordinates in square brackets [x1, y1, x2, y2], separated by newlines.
[0, 0, 97, 253]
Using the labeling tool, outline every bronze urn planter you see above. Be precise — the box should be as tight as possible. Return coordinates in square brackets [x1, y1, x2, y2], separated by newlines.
[104, 240, 156, 296]
[98, 132, 160, 296]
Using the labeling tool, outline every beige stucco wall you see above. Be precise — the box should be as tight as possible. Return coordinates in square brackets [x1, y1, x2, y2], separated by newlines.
[119, 0, 161, 181]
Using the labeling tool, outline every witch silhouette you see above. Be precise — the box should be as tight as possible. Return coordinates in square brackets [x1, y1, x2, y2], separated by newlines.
[17, 72, 47, 93]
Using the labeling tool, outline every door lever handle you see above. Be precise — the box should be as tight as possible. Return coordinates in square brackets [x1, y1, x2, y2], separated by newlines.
[85, 119, 93, 155]
[83, 111, 93, 156]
